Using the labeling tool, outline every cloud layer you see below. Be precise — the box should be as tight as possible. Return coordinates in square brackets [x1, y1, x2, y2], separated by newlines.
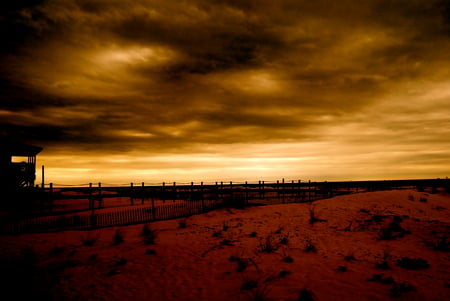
[1, 0, 449, 183]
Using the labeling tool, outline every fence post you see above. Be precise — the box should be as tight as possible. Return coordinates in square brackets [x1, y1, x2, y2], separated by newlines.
[201, 182, 204, 211]
[215, 181, 219, 201]
[277, 180, 280, 199]
[308, 180, 311, 202]
[151, 187, 155, 220]
[262, 180, 265, 199]
[282, 178, 285, 204]
[230, 181, 233, 202]
[173, 182, 176, 202]
[130, 183, 134, 205]
[141, 182, 145, 204]
[89, 183, 93, 210]
[49, 183, 53, 211]
[162, 182, 166, 203]
[245, 181, 248, 205]
[96, 182, 102, 208]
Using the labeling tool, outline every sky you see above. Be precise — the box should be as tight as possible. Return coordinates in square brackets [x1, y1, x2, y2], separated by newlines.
[1, 0, 449, 186]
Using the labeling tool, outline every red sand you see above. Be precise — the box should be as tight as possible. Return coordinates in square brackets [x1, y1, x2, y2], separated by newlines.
[1, 190, 449, 300]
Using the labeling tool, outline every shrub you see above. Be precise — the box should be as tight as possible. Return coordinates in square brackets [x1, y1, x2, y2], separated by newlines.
[114, 257, 127, 266]
[375, 252, 391, 270]
[229, 255, 249, 272]
[298, 288, 316, 301]
[337, 265, 347, 272]
[241, 279, 258, 290]
[258, 234, 279, 253]
[80, 233, 98, 246]
[112, 229, 125, 245]
[283, 256, 294, 263]
[279, 234, 289, 245]
[253, 285, 271, 301]
[142, 224, 157, 245]
[309, 206, 326, 224]
[367, 274, 394, 285]
[178, 218, 187, 228]
[390, 281, 415, 298]
[396, 257, 429, 270]
[344, 254, 356, 261]
[249, 231, 258, 237]
[433, 236, 449, 252]
[304, 239, 317, 253]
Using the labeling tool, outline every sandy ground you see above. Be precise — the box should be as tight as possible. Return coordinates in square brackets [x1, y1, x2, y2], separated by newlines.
[1, 189, 449, 301]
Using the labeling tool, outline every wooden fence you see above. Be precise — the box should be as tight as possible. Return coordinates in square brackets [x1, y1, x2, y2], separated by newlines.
[0, 178, 448, 234]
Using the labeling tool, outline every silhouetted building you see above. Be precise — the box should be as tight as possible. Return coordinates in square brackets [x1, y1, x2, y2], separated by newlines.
[0, 138, 42, 190]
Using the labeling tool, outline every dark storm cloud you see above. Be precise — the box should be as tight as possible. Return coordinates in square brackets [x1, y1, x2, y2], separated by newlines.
[1, 0, 449, 163]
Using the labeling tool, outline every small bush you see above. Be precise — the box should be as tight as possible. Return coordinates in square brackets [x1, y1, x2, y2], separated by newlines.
[408, 194, 414, 201]
[376, 252, 391, 270]
[145, 249, 157, 255]
[142, 224, 157, 245]
[178, 218, 187, 228]
[337, 265, 347, 272]
[419, 197, 428, 203]
[112, 229, 125, 245]
[298, 288, 316, 301]
[49, 245, 65, 256]
[344, 254, 356, 261]
[304, 239, 317, 253]
[258, 234, 279, 253]
[367, 274, 394, 285]
[309, 206, 326, 224]
[396, 257, 429, 270]
[433, 236, 449, 252]
[283, 255, 294, 263]
[390, 281, 415, 298]
[279, 270, 291, 277]
[249, 231, 258, 237]
[222, 221, 229, 231]
[279, 235, 289, 245]
[114, 257, 127, 266]
[81, 234, 98, 246]
[241, 279, 258, 290]
[253, 285, 271, 301]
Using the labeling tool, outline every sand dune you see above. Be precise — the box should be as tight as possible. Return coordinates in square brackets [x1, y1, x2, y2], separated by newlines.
[1, 190, 449, 300]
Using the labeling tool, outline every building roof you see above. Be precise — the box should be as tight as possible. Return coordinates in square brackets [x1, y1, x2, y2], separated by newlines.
[0, 138, 43, 156]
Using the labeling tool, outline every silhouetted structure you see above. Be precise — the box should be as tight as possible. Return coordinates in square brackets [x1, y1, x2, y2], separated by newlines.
[0, 138, 42, 190]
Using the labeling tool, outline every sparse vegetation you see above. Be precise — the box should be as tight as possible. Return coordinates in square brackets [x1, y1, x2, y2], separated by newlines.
[432, 236, 449, 252]
[344, 254, 356, 261]
[396, 257, 429, 270]
[258, 234, 279, 253]
[367, 274, 394, 284]
[178, 218, 188, 228]
[304, 239, 317, 253]
[112, 229, 125, 245]
[279, 234, 289, 245]
[80, 233, 98, 246]
[390, 281, 415, 298]
[142, 224, 157, 245]
[309, 206, 327, 224]
[241, 279, 258, 290]
[298, 288, 316, 301]
[375, 252, 391, 270]
[284, 256, 294, 263]
[114, 257, 127, 266]
[377, 216, 410, 240]
[337, 265, 347, 272]
[253, 285, 271, 301]
[49, 245, 65, 256]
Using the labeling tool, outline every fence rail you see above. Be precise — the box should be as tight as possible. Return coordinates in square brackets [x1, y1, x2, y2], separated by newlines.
[1, 178, 448, 235]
